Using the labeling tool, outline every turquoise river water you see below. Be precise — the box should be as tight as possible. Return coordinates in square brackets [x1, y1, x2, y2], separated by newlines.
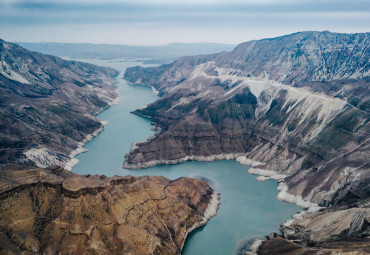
[72, 59, 300, 255]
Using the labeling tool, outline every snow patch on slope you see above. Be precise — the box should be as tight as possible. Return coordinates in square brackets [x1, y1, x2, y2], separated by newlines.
[0, 61, 30, 84]
[24, 148, 65, 168]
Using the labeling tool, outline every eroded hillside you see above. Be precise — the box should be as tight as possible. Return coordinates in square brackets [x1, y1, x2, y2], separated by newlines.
[124, 31, 370, 253]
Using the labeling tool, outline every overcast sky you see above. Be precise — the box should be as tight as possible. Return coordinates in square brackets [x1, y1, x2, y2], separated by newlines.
[1, 0, 370, 45]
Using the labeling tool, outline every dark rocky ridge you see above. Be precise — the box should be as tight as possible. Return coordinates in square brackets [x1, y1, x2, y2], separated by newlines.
[0, 39, 119, 168]
[0, 165, 217, 254]
[125, 31, 370, 94]
[123, 31, 370, 253]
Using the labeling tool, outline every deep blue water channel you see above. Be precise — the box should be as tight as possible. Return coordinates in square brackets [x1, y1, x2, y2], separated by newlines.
[71, 59, 300, 255]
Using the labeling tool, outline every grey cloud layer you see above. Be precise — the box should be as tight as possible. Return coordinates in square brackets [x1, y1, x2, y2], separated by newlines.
[1, 0, 369, 44]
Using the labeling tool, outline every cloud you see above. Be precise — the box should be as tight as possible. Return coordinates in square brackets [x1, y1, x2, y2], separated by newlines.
[1, 0, 369, 44]
[4, 0, 370, 9]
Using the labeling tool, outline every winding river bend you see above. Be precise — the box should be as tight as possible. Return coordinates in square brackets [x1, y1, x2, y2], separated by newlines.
[72, 59, 300, 255]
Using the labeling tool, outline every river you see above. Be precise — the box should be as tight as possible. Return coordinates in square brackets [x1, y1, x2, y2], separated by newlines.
[71, 58, 300, 255]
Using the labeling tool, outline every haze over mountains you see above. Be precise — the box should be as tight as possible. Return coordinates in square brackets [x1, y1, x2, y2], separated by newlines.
[17, 42, 235, 61]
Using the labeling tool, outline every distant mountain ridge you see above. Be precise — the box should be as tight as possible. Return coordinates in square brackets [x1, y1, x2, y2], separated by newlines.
[17, 42, 235, 60]
[125, 31, 370, 93]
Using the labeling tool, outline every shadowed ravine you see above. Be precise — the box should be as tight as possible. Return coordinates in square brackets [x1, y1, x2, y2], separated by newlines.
[71, 59, 300, 254]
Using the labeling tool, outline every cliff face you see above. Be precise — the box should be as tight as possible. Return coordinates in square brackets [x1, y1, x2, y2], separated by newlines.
[0, 165, 218, 255]
[124, 31, 370, 94]
[123, 31, 370, 252]
[268, 203, 370, 254]
[0, 39, 119, 169]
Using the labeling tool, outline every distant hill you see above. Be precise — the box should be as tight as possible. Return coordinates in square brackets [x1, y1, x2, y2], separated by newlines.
[0, 38, 119, 167]
[17, 42, 235, 60]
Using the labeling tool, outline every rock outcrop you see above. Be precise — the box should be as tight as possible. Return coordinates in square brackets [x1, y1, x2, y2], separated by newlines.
[0, 39, 119, 169]
[282, 208, 370, 243]
[259, 205, 370, 254]
[256, 235, 370, 255]
[0, 165, 218, 255]
[123, 31, 370, 252]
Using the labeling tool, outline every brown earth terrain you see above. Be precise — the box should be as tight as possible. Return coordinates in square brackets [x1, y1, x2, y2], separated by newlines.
[0, 165, 218, 255]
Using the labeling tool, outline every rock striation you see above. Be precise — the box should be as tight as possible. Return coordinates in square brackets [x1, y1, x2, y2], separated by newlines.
[0, 39, 119, 169]
[282, 208, 370, 243]
[0, 165, 218, 255]
[256, 235, 370, 255]
[124, 31, 370, 253]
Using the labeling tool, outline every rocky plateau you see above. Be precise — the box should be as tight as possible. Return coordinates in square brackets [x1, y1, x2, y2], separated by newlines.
[0, 165, 218, 255]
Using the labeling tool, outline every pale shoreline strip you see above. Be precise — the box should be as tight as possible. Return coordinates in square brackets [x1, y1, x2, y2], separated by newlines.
[180, 192, 220, 252]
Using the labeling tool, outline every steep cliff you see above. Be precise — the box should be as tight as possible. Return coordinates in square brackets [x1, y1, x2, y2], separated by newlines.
[124, 31, 370, 93]
[124, 31, 370, 252]
[0, 165, 218, 255]
[0, 39, 119, 169]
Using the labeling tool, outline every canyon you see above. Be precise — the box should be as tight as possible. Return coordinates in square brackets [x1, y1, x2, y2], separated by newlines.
[1, 31, 369, 254]
[124, 31, 370, 253]
[0, 41, 219, 254]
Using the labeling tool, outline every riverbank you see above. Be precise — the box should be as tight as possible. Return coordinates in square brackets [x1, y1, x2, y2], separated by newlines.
[71, 58, 301, 255]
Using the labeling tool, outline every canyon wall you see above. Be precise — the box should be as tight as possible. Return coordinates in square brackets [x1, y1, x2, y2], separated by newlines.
[124, 31, 370, 252]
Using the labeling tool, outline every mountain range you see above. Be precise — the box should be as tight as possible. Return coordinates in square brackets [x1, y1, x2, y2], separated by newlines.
[0, 31, 369, 254]
[124, 31, 370, 254]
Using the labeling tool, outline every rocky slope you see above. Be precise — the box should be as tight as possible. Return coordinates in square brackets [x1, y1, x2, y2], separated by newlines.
[261, 203, 370, 254]
[0, 39, 119, 169]
[255, 235, 370, 255]
[124, 31, 370, 253]
[0, 165, 218, 255]
[124, 31, 370, 94]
